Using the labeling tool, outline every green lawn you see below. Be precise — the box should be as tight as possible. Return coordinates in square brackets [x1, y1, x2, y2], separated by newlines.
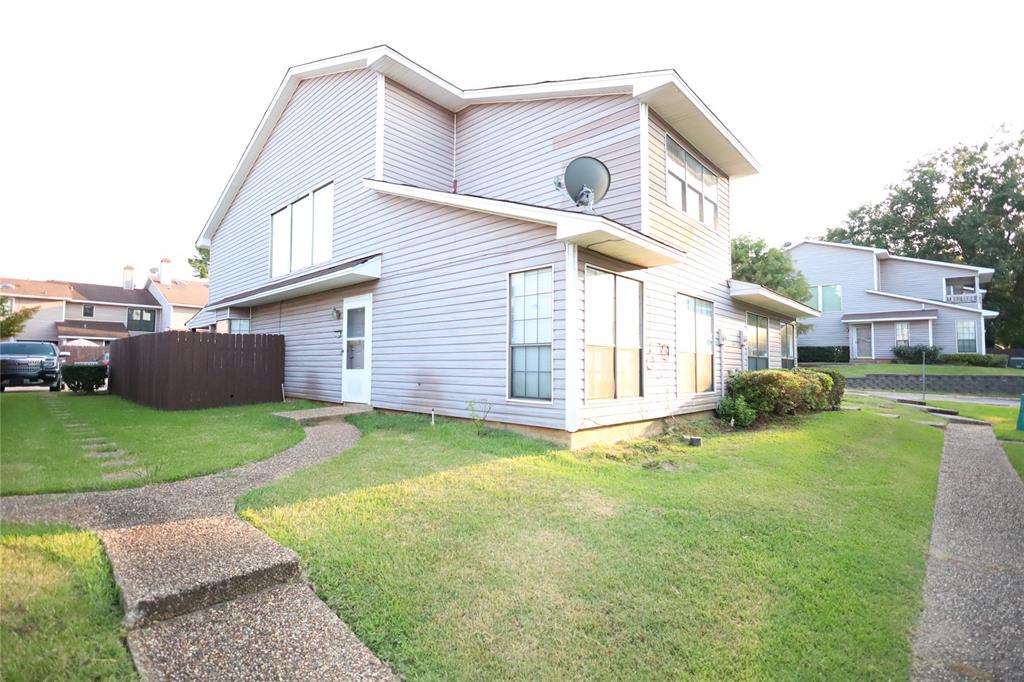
[807, 362, 1022, 378]
[928, 400, 1024, 478]
[243, 397, 942, 680]
[0, 524, 136, 680]
[0, 393, 315, 495]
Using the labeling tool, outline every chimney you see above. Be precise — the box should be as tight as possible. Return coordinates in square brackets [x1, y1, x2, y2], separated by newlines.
[159, 257, 172, 285]
[123, 265, 135, 290]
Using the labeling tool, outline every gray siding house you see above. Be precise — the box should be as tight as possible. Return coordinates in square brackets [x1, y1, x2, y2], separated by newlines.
[787, 240, 996, 361]
[189, 46, 818, 446]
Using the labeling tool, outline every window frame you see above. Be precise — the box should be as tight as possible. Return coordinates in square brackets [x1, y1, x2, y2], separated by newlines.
[664, 135, 719, 229]
[506, 265, 555, 403]
[955, 320, 977, 353]
[894, 321, 910, 347]
[676, 293, 716, 396]
[780, 321, 797, 368]
[126, 307, 156, 332]
[746, 312, 770, 370]
[82, 304, 94, 318]
[228, 318, 251, 335]
[804, 284, 842, 312]
[269, 181, 335, 280]
[584, 265, 644, 402]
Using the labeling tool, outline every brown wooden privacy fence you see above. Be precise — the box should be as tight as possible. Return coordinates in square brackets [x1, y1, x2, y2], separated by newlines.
[108, 332, 285, 410]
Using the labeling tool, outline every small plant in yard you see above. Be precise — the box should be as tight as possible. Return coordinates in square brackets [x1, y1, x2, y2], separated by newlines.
[892, 344, 941, 364]
[61, 364, 107, 393]
[716, 395, 757, 427]
[466, 399, 493, 436]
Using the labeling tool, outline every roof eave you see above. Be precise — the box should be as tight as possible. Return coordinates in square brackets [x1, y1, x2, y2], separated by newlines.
[728, 279, 821, 319]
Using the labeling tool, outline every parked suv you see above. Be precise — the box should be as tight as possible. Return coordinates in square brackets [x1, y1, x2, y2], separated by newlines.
[0, 342, 66, 392]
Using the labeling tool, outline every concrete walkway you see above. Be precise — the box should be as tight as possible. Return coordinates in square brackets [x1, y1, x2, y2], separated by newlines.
[849, 389, 1020, 408]
[1, 404, 397, 681]
[912, 424, 1024, 680]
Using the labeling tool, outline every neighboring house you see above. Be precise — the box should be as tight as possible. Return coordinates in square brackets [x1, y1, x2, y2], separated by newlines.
[0, 267, 165, 356]
[189, 45, 818, 445]
[786, 240, 997, 361]
[145, 259, 209, 331]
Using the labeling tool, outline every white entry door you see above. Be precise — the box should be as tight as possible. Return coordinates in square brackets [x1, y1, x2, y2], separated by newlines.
[854, 325, 873, 359]
[342, 294, 372, 403]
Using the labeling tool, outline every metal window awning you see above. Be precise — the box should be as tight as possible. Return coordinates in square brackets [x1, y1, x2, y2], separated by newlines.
[729, 279, 821, 319]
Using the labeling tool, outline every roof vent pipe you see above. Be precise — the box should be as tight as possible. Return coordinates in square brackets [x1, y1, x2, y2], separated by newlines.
[123, 265, 135, 290]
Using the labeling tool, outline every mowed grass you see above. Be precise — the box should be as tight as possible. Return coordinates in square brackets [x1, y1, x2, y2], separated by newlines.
[0, 393, 315, 495]
[244, 397, 942, 680]
[928, 399, 1024, 478]
[0, 524, 136, 680]
[807, 362, 1021, 378]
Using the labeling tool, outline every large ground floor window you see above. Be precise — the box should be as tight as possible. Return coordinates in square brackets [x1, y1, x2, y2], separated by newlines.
[780, 321, 796, 369]
[677, 294, 714, 393]
[746, 313, 769, 370]
[955, 320, 977, 353]
[586, 267, 642, 400]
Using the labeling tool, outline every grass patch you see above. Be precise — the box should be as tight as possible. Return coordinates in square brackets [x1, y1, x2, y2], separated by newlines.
[0, 524, 136, 680]
[244, 396, 941, 680]
[927, 400, 1024, 479]
[1002, 442, 1024, 479]
[238, 412, 557, 510]
[0, 393, 316, 495]
[808, 363, 1021, 378]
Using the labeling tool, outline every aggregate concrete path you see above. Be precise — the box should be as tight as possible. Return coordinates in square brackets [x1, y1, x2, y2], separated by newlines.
[1, 404, 396, 681]
[849, 390, 1020, 408]
[912, 424, 1024, 680]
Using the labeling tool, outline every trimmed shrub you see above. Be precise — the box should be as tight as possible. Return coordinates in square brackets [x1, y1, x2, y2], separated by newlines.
[727, 369, 826, 419]
[813, 367, 846, 407]
[937, 353, 1009, 368]
[716, 395, 757, 428]
[61, 363, 107, 393]
[797, 346, 850, 363]
[793, 368, 833, 411]
[892, 344, 941, 364]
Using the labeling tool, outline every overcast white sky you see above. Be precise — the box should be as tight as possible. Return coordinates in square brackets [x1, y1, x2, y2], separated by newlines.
[1, 0, 1021, 286]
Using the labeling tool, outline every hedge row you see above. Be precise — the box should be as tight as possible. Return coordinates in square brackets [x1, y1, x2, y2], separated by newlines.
[797, 346, 850, 363]
[936, 352, 1009, 368]
[717, 367, 845, 427]
[62, 364, 107, 392]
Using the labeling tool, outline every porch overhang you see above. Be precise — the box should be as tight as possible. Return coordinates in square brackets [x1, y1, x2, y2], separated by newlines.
[364, 179, 685, 268]
[204, 255, 382, 311]
[728, 279, 821, 319]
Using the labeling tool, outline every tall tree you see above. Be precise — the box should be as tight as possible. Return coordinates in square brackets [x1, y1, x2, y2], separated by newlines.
[0, 297, 39, 339]
[731, 234, 811, 303]
[825, 129, 1024, 346]
[188, 247, 210, 279]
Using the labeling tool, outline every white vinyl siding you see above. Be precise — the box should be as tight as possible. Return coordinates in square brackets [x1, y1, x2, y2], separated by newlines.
[509, 268, 553, 401]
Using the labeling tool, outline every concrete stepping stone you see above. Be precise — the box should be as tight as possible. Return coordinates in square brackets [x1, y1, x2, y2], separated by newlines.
[102, 470, 146, 482]
[99, 516, 302, 628]
[79, 437, 110, 444]
[99, 459, 137, 468]
[875, 413, 901, 419]
[274, 403, 372, 426]
[127, 582, 397, 681]
[924, 406, 960, 416]
[85, 450, 129, 460]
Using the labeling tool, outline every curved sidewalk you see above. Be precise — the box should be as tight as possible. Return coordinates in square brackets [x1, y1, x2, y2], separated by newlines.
[912, 423, 1024, 680]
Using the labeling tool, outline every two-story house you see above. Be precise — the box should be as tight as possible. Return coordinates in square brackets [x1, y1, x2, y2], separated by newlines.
[786, 240, 997, 361]
[188, 46, 818, 446]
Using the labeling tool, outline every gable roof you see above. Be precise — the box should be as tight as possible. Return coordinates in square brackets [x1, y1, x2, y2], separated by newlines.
[0, 277, 161, 307]
[198, 45, 760, 247]
[147, 278, 209, 307]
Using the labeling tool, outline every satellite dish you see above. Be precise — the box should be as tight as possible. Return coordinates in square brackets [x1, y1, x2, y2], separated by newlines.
[561, 157, 611, 212]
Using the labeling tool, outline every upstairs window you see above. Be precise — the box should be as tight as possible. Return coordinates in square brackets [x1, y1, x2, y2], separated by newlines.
[127, 308, 155, 332]
[804, 284, 842, 312]
[586, 267, 642, 400]
[746, 313, 769, 370]
[780, 321, 796, 369]
[666, 137, 718, 227]
[955, 320, 977, 353]
[894, 322, 910, 347]
[271, 183, 334, 278]
[83, 304, 94, 318]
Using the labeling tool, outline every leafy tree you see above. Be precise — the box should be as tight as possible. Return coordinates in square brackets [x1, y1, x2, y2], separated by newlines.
[825, 129, 1023, 347]
[0, 296, 39, 339]
[731, 235, 811, 303]
[188, 247, 210, 279]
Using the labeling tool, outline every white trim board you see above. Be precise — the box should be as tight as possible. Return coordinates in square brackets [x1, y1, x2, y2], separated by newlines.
[864, 289, 998, 317]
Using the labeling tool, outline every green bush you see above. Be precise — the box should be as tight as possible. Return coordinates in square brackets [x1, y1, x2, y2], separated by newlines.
[812, 367, 846, 407]
[61, 364, 107, 393]
[726, 369, 830, 420]
[797, 346, 850, 363]
[892, 344, 941, 364]
[937, 353, 1008, 367]
[794, 368, 834, 411]
[716, 395, 757, 428]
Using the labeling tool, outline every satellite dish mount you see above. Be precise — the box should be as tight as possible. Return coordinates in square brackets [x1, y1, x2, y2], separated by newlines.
[559, 156, 611, 213]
